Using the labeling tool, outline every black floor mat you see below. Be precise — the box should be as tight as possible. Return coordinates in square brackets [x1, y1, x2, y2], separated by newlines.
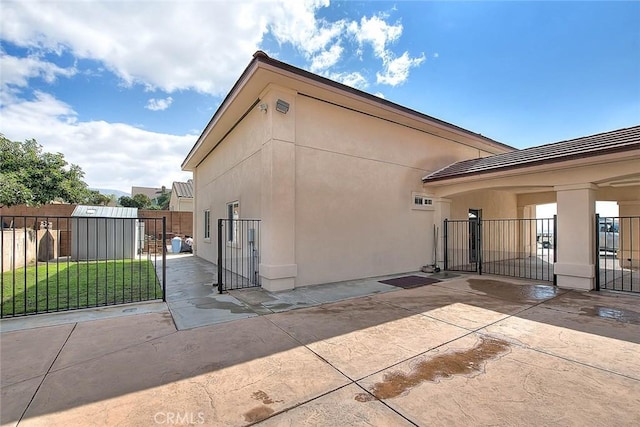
[379, 275, 441, 289]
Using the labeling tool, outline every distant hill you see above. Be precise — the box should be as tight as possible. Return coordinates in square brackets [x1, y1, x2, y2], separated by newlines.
[90, 188, 130, 199]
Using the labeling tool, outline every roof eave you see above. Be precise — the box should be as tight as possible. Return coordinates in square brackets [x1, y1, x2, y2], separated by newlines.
[423, 145, 640, 184]
[181, 54, 266, 171]
[182, 52, 516, 171]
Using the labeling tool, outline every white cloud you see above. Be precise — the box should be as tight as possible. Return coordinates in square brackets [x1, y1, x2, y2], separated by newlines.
[310, 44, 344, 73]
[145, 97, 173, 111]
[1, 91, 194, 192]
[1, 1, 271, 95]
[347, 13, 424, 87]
[349, 14, 402, 60]
[0, 50, 77, 88]
[374, 92, 385, 99]
[0, 1, 425, 94]
[326, 71, 368, 89]
[376, 52, 425, 86]
[0, 1, 427, 194]
[268, 0, 346, 62]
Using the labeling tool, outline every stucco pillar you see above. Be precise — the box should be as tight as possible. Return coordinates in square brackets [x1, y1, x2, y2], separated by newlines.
[618, 201, 640, 269]
[435, 198, 451, 269]
[554, 184, 597, 290]
[518, 204, 537, 254]
[259, 88, 297, 291]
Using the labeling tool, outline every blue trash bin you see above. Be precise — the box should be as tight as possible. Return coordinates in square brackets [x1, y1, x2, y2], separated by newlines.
[171, 236, 182, 253]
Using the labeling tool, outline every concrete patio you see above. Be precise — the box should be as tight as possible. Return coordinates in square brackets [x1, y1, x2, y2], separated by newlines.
[1, 256, 639, 426]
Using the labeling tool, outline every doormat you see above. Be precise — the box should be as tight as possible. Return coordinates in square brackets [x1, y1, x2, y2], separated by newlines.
[379, 275, 441, 289]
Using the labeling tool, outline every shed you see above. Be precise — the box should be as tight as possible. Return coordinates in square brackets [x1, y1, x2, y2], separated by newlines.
[71, 205, 142, 261]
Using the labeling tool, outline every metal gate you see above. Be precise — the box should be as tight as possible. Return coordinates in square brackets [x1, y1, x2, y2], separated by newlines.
[217, 219, 261, 292]
[1, 214, 166, 318]
[444, 217, 556, 283]
[596, 215, 639, 293]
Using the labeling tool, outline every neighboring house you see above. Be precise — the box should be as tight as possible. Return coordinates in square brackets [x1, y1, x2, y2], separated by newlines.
[131, 186, 164, 201]
[182, 51, 640, 292]
[169, 180, 194, 212]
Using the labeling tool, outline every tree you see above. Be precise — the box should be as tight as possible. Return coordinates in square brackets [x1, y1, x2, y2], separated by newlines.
[86, 190, 114, 206]
[118, 194, 151, 208]
[0, 135, 91, 207]
[152, 186, 171, 210]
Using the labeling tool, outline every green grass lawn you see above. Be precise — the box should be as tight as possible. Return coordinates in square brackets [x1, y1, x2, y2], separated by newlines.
[1, 259, 162, 317]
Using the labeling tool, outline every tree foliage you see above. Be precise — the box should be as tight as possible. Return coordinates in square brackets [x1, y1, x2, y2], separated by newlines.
[118, 194, 152, 208]
[86, 190, 115, 206]
[152, 186, 171, 210]
[0, 135, 91, 207]
[119, 187, 170, 210]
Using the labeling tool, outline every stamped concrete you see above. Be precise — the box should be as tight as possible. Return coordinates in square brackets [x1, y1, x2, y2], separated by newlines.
[258, 383, 415, 426]
[357, 333, 640, 426]
[2, 271, 640, 426]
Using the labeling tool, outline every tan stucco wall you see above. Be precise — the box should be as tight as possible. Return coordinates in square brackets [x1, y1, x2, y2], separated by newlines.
[445, 190, 520, 265]
[169, 193, 193, 212]
[618, 201, 640, 269]
[192, 88, 506, 287]
[194, 109, 265, 262]
[448, 190, 518, 221]
[292, 95, 497, 286]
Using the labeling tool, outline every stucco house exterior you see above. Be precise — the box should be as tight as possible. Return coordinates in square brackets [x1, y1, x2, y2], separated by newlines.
[182, 51, 640, 292]
[169, 180, 194, 212]
[131, 186, 164, 201]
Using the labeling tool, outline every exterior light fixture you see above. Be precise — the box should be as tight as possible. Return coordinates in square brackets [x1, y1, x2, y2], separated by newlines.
[258, 103, 268, 113]
[275, 99, 290, 114]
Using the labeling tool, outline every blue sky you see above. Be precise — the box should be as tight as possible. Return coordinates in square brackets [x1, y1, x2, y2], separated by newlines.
[1, 1, 639, 194]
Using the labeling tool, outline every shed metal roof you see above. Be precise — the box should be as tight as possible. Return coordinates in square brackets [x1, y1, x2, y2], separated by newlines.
[172, 180, 193, 198]
[71, 205, 139, 218]
[423, 125, 640, 183]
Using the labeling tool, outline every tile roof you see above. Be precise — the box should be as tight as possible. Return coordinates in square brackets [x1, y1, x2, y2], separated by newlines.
[172, 180, 193, 198]
[423, 125, 640, 183]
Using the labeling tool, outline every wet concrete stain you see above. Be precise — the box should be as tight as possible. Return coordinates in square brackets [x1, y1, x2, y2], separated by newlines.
[251, 390, 282, 405]
[580, 305, 640, 325]
[355, 337, 511, 401]
[190, 297, 252, 313]
[429, 271, 460, 280]
[161, 312, 176, 324]
[468, 279, 558, 302]
[243, 405, 274, 423]
[264, 303, 297, 311]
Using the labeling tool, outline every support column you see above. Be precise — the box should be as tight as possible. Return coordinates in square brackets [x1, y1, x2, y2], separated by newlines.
[259, 87, 297, 291]
[435, 198, 451, 269]
[554, 184, 597, 290]
[518, 204, 537, 254]
[618, 201, 640, 269]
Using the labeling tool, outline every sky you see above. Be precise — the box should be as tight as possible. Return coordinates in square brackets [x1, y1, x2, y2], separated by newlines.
[1, 1, 639, 195]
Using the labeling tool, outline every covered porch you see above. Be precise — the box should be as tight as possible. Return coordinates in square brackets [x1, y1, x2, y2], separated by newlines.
[424, 126, 640, 292]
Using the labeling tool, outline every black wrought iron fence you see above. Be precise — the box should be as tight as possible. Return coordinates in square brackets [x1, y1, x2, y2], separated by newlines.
[596, 215, 639, 293]
[1, 215, 166, 318]
[217, 219, 261, 292]
[444, 217, 556, 283]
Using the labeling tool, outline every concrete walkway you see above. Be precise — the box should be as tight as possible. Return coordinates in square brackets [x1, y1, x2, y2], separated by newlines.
[1, 256, 640, 426]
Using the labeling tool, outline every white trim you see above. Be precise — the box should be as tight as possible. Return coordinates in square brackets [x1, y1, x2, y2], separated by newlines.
[411, 192, 435, 211]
